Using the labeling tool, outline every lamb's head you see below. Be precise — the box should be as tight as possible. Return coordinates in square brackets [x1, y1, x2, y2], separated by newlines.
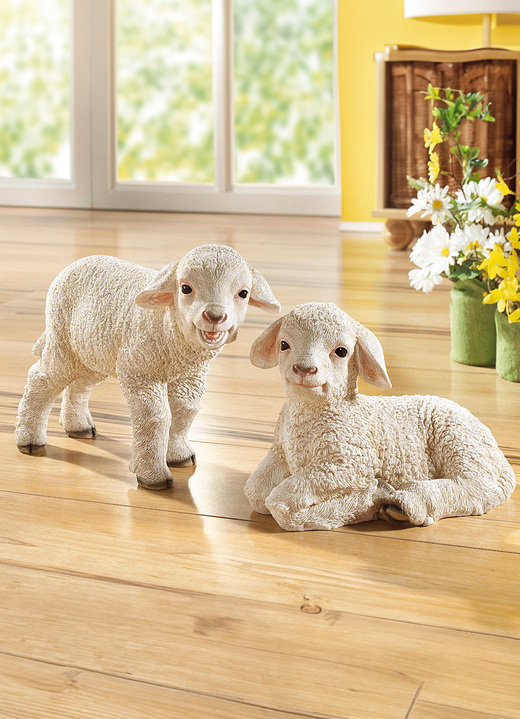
[135, 244, 280, 350]
[250, 303, 391, 401]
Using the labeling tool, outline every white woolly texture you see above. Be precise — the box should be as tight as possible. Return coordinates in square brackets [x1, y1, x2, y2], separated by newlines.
[245, 302, 516, 531]
[15, 245, 280, 490]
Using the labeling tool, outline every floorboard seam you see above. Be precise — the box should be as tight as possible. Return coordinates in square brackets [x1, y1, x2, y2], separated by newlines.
[1, 488, 518, 554]
[1, 558, 519, 645]
[404, 682, 424, 718]
[0, 648, 346, 719]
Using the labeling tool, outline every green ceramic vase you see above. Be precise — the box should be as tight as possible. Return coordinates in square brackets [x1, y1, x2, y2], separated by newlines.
[495, 310, 520, 382]
[449, 279, 496, 367]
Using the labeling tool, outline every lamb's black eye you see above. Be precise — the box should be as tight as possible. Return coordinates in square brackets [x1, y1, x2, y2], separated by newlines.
[181, 284, 193, 295]
[238, 289, 249, 299]
[334, 347, 348, 358]
[280, 340, 290, 351]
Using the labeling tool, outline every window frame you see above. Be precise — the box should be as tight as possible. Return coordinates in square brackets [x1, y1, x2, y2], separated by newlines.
[1, 0, 340, 216]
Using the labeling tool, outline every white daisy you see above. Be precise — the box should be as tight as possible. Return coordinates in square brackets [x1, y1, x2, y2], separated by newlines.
[409, 267, 443, 293]
[451, 224, 490, 254]
[407, 183, 454, 224]
[488, 228, 510, 253]
[476, 177, 505, 207]
[409, 225, 455, 275]
[456, 177, 505, 225]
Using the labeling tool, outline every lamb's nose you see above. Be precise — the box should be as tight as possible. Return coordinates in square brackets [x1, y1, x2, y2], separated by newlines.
[293, 364, 318, 377]
[203, 308, 227, 325]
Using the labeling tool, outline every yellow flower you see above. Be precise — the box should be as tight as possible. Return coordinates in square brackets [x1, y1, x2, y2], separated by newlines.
[482, 277, 520, 314]
[495, 176, 512, 197]
[428, 152, 440, 183]
[508, 307, 520, 323]
[509, 227, 520, 251]
[425, 86, 440, 100]
[465, 241, 481, 255]
[502, 249, 519, 280]
[478, 244, 507, 280]
[424, 123, 443, 152]
[513, 202, 520, 227]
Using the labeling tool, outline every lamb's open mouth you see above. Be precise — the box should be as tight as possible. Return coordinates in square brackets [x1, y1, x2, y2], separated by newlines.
[197, 328, 229, 348]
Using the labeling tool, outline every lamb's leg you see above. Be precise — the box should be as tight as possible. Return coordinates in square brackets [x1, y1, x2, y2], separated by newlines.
[166, 383, 201, 468]
[15, 359, 72, 454]
[244, 442, 291, 514]
[59, 371, 106, 438]
[120, 378, 173, 490]
[266, 473, 394, 532]
[382, 466, 515, 526]
[274, 489, 385, 531]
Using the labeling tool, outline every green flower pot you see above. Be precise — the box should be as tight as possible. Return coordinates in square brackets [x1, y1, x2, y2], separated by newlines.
[495, 310, 520, 382]
[450, 279, 496, 367]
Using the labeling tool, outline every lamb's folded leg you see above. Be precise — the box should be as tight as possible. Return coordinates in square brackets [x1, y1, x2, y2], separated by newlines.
[265, 467, 394, 531]
[244, 442, 291, 514]
[382, 464, 515, 526]
[120, 377, 173, 490]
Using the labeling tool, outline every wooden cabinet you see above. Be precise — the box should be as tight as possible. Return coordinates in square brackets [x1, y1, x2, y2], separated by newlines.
[373, 46, 520, 248]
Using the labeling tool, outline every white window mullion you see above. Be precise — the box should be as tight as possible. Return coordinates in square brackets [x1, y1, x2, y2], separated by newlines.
[213, 0, 232, 194]
[70, 0, 93, 205]
[90, 0, 116, 209]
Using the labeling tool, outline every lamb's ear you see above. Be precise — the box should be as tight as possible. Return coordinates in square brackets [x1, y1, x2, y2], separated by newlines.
[355, 324, 392, 390]
[247, 264, 281, 314]
[135, 262, 178, 310]
[250, 317, 284, 369]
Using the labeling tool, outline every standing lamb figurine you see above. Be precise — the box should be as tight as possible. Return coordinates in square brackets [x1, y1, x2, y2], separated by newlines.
[15, 244, 280, 490]
[245, 302, 515, 531]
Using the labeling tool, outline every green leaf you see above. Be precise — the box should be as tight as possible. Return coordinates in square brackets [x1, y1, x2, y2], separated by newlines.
[407, 175, 426, 191]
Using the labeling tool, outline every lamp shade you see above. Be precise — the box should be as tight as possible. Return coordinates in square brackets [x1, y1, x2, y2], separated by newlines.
[405, 0, 520, 17]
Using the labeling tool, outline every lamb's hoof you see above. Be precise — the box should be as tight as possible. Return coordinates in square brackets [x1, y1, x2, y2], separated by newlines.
[67, 427, 96, 439]
[136, 476, 174, 490]
[17, 443, 46, 456]
[167, 453, 196, 468]
[380, 504, 411, 524]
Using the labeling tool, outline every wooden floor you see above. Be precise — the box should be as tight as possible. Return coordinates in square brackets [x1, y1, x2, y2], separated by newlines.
[0, 208, 519, 719]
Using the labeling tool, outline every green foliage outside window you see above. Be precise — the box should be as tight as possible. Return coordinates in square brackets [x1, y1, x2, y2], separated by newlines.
[0, 0, 70, 179]
[2, 0, 335, 186]
[117, 0, 214, 183]
[234, 0, 335, 185]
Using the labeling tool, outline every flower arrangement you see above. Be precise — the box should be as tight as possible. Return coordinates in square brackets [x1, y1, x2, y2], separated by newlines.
[407, 85, 520, 323]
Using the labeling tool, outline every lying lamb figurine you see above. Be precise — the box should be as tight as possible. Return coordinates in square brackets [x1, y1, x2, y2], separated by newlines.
[16, 244, 280, 490]
[245, 302, 515, 531]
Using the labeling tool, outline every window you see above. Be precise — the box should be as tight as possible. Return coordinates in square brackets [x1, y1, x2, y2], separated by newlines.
[233, 0, 336, 187]
[0, 0, 91, 207]
[116, 0, 214, 184]
[1, 0, 339, 215]
[1, 0, 70, 179]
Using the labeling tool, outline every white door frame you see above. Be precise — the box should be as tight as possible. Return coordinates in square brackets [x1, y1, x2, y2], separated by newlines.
[0, 0, 92, 209]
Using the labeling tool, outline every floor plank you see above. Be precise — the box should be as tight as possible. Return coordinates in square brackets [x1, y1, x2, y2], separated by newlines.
[1, 492, 519, 640]
[1, 563, 519, 718]
[0, 652, 318, 719]
[1, 208, 519, 719]
[409, 701, 513, 719]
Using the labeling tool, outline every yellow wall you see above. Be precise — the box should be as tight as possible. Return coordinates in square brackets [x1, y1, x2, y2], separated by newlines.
[337, 1, 520, 222]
